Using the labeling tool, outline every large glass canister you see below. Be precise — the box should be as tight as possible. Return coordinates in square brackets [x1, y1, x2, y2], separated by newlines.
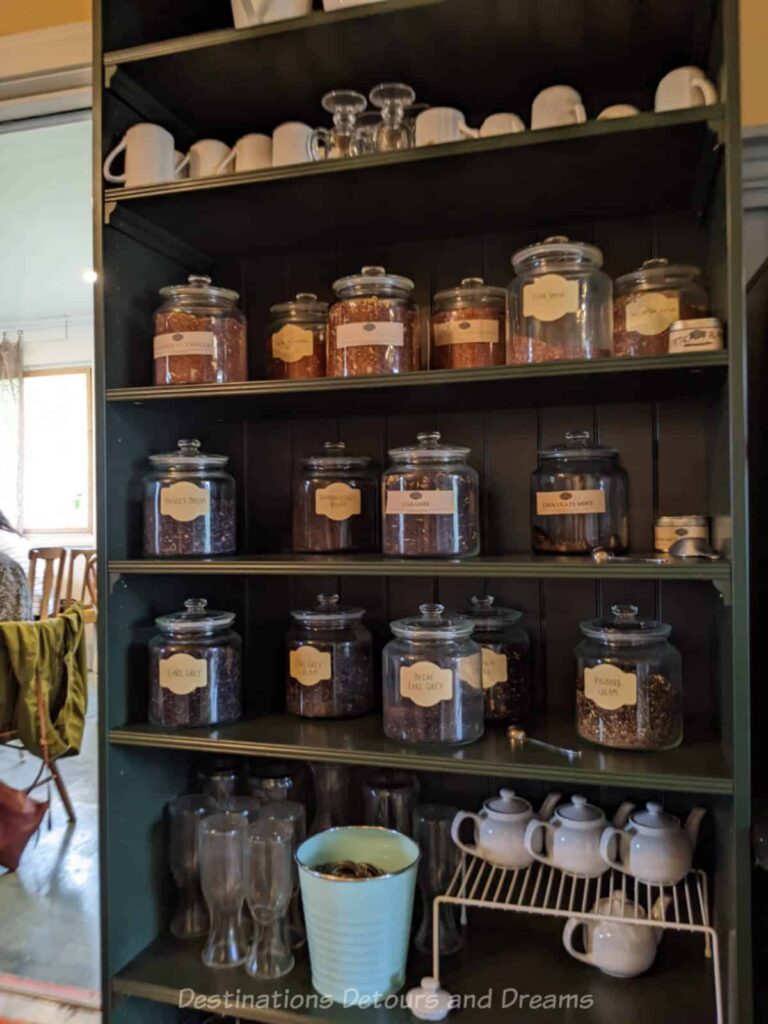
[613, 258, 709, 358]
[266, 292, 328, 380]
[149, 598, 242, 728]
[382, 431, 480, 558]
[143, 439, 236, 557]
[292, 441, 378, 553]
[286, 594, 374, 719]
[575, 605, 682, 751]
[462, 595, 531, 724]
[327, 265, 421, 377]
[430, 277, 507, 369]
[531, 431, 628, 555]
[508, 236, 613, 364]
[383, 603, 484, 746]
[153, 274, 248, 385]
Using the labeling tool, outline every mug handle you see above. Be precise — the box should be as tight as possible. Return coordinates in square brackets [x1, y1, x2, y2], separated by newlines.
[573, 103, 587, 124]
[562, 919, 592, 965]
[691, 77, 717, 106]
[175, 151, 190, 175]
[459, 122, 481, 140]
[309, 127, 331, 162]
[216, 148, 236, 174]
[523, 818, 554, 865]
[598, 826, 626, 871]
[103, 135, 128, 184]
[450, 810, 482, 857]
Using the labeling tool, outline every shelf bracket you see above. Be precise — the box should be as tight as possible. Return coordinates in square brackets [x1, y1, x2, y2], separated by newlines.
[712, 578, 732, 606]
[103, 65, 117, 90]
[108, 571, 122, 594]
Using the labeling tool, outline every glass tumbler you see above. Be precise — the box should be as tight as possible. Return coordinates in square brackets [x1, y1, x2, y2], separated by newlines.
[168, 794, 216, 939]
[413, 804, 463, 956]
[310, 763, 350, 834]
[198, 813, 249, 969]
[361, 770, 420, 836]
[262, 801, 308, 950]
[245, 819, 296, 980]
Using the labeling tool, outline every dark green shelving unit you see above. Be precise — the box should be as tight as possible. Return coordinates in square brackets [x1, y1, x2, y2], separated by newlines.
[95, 0, 752, 1021]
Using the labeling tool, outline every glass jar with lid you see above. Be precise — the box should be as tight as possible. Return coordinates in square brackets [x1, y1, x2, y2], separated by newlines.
[143, 439, 236, 557]
[328, 265, 421, 377]
[267, 293, 328, 380]
[153, 274, 248, 385]
[462, 595, 531, 724]
[430, 277, 507, 369]
[508, 236, 612, 364]
[531, 431, 628, 555]
[383, 603, 483, 745]
[292, 441, 378, 553]
[614, 258, 709, 357]
[382, 431, 480, 558]
[286, 594, 373, 719]
[575, 605, 682, 750]
[149, 598, 242, 728]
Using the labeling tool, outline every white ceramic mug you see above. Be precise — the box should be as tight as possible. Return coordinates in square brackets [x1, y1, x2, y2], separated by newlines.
[174, 150, 189, 180]
[231, 0, 312, 28]
[655, 66, 718, 112]
[415, 107, 477, 146]
[217, 133, 273, 173]
[272, 122, 315, 166]
[596, 104, 641, 120]
[323, 0, 386, 8]
[531, 86, 587, 130]
[480, 112, 526, 137]
[188, 139, 232, 178]
[103, 123, 182, 187]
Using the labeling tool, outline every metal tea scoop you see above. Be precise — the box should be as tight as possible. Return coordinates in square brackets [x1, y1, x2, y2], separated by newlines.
[507, 726, 582, 760]
[668, 537, 721, 560]
[591, 548, 672, 565]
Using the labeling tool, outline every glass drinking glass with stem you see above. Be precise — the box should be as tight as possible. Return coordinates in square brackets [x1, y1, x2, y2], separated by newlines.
[413, 804, 464, 956]
[245, 819, 296, 980]
[370, 83, 417, 152]
[310, 90, 368, 160]
[261, 801, 308, 949]
[168, 794, 217, 939]
[198, 812, 249, 969]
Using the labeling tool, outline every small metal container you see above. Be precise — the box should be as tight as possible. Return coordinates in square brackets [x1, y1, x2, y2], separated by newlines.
[654, 515, 709, 553]
[668, 317, 724, 354]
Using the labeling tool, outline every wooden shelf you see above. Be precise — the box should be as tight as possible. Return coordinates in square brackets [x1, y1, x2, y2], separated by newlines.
[109, 713, 732, 794]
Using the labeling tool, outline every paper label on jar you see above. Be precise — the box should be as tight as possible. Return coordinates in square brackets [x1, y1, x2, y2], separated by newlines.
[522, 275, 579, 322]
[315, 482, 361, 522]
[668, 325, 723, 353]
[535, 489, 606, 516]
[290, 645, 332, 687]
[458, 653, 482, 689]
[481, 647, 509, 689]
[654, 524, 709, 552]
[154, 331, 215, 359]
[624, 293, 679, 336]
[159, 653, 208, 695]
[385, 490, 457, 516]
[335, 322, 404, 348]
[399, 661, 453, 708]
[160, 481, 211, 522]
[433, 320, 500, 347]
[271, 324, 315, 364]
[584, 664, 637, 711]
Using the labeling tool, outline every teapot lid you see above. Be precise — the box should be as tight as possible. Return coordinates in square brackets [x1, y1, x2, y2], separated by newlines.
[556, 794, 604, 825]
[485, 788, 530, 816]
[630, 801, 679, 830]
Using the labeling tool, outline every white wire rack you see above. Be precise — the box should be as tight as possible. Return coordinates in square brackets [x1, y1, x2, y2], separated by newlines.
[433, 854, 722, 1024]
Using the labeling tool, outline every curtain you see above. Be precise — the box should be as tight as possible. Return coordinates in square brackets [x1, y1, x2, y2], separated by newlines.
[0, 331, 23, 529]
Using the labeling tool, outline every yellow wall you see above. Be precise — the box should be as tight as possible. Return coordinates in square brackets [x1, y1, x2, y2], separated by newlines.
[742, 0, 768, 125]
[0, 0, 90, 37]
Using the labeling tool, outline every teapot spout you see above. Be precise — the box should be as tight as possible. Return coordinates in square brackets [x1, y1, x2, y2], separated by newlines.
[538, 791, 562, 821]
[612, 801, 635, 828]
[685, 807, 707, 852]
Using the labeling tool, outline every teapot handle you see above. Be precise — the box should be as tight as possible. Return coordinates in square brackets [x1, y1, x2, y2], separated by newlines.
[523, 818, 555, 865]
[562, 918, 592, 965]
[599, 826, 627, 871]
[450, 810, 482, 858]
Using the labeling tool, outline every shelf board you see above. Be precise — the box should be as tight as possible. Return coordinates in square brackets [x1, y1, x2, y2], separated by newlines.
[109, 713, 732, 794]
[107, 553, 731, 581]
[112, 914, 717, 1023]
[103, 109, 723, 252]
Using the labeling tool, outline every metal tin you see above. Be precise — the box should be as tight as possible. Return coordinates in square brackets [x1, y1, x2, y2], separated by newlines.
[668, 317, 723, 354]
[654, 515, 709, 553]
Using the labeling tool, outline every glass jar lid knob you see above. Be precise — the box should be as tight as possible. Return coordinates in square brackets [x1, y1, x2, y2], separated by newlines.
[296, 292, 318, 301]
[188, 274, 212, 288]
[323, 441, 346, 454]
[177, 439, 202, 455]
[543, 235, 570, 244]
[470, 595, 495, 612]
[565, 430, 591, 448]
[612, 604, 639, 624]
[184, 598, 208, 615]
[461, 277, 485, 287]
[317, 594, 340, 610]
[417, 431, 441, 448]
[641, 258, 670, 269]
[362, 265, 386, 275]
[419, 603, 444, 622]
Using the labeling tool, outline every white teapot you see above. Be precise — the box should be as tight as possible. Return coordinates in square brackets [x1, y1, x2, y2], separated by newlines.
[451, 789, 562, 869]
[562, 892, 670, 977]
[599, 801, 706, 885]
[524, 795, 634, 878]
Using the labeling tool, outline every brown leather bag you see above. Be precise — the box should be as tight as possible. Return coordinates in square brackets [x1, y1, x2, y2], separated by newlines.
[0, 776, 49, 871]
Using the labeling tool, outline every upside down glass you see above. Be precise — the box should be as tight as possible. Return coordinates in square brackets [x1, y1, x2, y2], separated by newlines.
[262, 801, 308, 950]
[198, 813, 249, 968]
[413, 804, 463, 956]
[168, 794, 216, 939]
[245, 819, 296, 980]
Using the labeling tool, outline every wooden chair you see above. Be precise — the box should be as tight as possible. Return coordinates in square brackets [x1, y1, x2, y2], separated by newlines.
[28, 547, 66, 621]
[62, 548, 98, 623]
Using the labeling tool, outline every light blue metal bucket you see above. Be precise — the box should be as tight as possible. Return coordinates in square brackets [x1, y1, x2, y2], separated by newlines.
[296, 826, 420, 1006]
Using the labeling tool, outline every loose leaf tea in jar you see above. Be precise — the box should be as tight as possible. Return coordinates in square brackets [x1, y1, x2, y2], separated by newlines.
[286, 595, 374, 719]
[430, 277, 507, 370]
[382, 431, 480, 558]
[149, 598, 242, 728]
[328, 265, 421, 377]
[531, 431, 628, 555]
[153, 275, 247, 385]
[382, 603, 483, 746]
[508, 236, 612, 364]
[292, 441, 378, 553]
[462, 595, 531, 724]
[267, 293, 328, 380]
[575, 605, 683, 751]
[613, 258, 709, 358]
[143, 439, 236, 557]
